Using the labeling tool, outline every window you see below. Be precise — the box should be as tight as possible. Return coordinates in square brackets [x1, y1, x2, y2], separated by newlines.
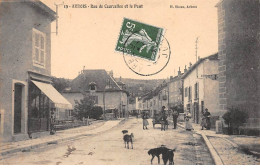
[29, 82, 50, 119]
[185, 87, 188, 97]
[201, 101, 204, 113]
[68, 110, 73, 116]
[32, 28, 46, 68]
[194, 82, 199, 99]
[188, 86, 192, 101]
[89, 82, 97, 91]
[90, 85, 96, 90]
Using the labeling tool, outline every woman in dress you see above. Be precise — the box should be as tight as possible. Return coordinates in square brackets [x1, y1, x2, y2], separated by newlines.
[185, 112, 193, 131]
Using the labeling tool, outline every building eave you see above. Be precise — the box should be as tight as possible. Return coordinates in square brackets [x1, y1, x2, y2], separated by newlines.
[28, 0, 57, 21]
[215, 0, 224, 7]
[181, 53, 218, 79]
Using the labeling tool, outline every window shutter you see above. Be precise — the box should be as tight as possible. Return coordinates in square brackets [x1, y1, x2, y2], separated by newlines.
[32, 31, 35, 61]
[197, 82, 199, 99]
[194, 83, 196, 99]
[190, 86, 192, 101]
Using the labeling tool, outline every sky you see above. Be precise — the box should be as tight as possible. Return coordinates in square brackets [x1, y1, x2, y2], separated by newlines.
[42, 0, 219, 80]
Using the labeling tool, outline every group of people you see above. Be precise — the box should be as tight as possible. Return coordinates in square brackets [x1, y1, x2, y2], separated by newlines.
[142, 106, 180, 130]
[185, 108, 211, 131]
[142, 106, 211, 131]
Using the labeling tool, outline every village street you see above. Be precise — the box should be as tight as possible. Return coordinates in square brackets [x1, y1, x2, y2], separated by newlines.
[0, 118, 213, 165]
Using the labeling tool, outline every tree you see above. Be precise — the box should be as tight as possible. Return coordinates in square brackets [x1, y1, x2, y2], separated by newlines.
[74, 96, 95, 120]
[52, 77, 71, 92]
[74, 96, 103, 120]
[90, 106, 103, 120]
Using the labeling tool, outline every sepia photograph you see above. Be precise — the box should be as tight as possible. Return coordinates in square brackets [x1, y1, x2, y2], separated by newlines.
[0, 0, 259, 165]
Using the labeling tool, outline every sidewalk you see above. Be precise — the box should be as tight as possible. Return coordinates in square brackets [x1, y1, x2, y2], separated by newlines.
[178, 122, 260, 165]
[0, 119, 123, 159]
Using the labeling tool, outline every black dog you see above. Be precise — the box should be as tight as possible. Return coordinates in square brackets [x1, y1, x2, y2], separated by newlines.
[122, 130, 128, 134]
[162, 148, 175, 165]
[148, 146, 176, 165]
[123, 133, 134, 149]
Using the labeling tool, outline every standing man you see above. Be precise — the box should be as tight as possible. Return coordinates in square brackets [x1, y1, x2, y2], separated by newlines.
[142, 111, 149, 130]
[172, 108, 179, 129]
[201, 108, 211, 130]
[50, 109, 56, 135]
[161, 106, 168, 131]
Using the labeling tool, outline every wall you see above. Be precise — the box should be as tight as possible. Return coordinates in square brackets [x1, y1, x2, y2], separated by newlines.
[62, 92, 84, 108]
[203, 60, 220, 116]
[183, 59, 219, 124]
[0, 2, 53, 141]
[217, 0, 259, 121]
[168, 78, 182, 108]
[62, 91, 128, 118]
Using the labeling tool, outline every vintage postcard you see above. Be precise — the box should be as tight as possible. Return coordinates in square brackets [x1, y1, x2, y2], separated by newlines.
[0, 0, 259, 166]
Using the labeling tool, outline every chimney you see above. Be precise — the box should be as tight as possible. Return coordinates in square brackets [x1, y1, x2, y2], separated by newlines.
[178, 67, 181, 76]
[120, 76, 122, 81]
[170, 76, 173, 81]
[189, 62, 192, 69]
[184, 65, 187, 73]
[109, 70, 113, 77]
[83, 66, 85, 70]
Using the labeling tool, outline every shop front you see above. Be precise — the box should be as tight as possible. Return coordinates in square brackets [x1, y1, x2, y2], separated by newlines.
[28, 79, 72, 134]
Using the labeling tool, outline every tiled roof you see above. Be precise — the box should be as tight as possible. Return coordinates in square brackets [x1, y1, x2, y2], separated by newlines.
[66, 69, 122, 92]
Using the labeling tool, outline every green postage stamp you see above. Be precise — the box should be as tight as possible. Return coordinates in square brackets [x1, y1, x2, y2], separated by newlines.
[115, 18, 164, 61]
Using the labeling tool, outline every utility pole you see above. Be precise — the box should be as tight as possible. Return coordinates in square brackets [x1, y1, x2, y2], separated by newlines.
[195, 37, 199, 62]
[195, 37, 199, 78]
[54, 2, 64, 35]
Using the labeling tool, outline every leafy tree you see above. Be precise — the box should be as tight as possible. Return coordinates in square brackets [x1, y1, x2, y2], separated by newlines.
[52, 77, 71, 92]
[90, 106, 103, 120]
[173, 103, 184, 113]
[74, 96, 95, 120]
[74, 96, 103, 120]
[222, 107, 248, 134]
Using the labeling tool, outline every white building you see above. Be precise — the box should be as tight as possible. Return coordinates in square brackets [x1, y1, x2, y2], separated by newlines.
[182, 53, 219, 127]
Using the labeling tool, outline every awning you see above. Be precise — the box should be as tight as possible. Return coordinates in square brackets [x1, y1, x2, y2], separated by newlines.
[32, 80, 73, 109]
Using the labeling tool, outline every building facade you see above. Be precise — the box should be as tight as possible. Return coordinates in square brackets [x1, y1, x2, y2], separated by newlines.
[62, 69, 129, 119]
[168, 71, 183, 110]
[0, 1, 72, 142]
[216, 0, 260, 129]
[182, 54, 219, 126]
[136, 75, 184, 118]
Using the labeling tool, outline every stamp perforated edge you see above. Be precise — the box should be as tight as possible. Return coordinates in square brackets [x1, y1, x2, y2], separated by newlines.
[115, 17, 166, 63]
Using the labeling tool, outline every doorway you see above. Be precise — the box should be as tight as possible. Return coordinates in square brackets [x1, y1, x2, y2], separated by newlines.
[14, 84, 23, 134]
[194, 102, 199, 124]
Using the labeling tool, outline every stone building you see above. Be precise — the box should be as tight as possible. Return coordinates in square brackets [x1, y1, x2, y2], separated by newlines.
[136, 73, 184, 118]
[216, 0, 259, 131]
[62, 69, 129, 119]
[182, 54, 219, 126]
[0, 1, 72, 142]
[168, 69, 183, 110]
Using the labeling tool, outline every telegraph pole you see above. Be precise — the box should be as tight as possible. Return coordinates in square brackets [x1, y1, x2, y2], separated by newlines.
[195, 37, 199, 62]
[195, 37, 199, 78]
[54, 2, 64, 35]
